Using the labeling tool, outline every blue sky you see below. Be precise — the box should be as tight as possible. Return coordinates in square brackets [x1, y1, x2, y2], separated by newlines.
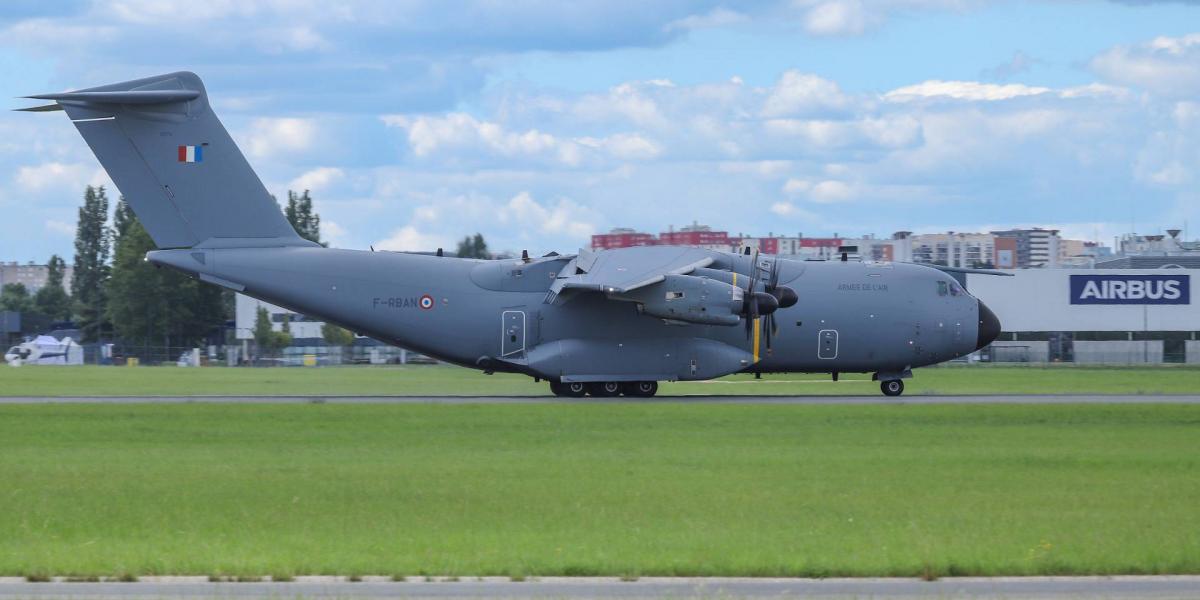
[1, 0, 1199, 260]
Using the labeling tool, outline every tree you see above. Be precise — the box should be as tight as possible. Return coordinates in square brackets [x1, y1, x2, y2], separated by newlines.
[284, 190, 323, 245]
[321, 323, 354, 347]
[107, 202, 227, 348]
[0, 283, 34, 314]
[72, 185, 111, 341]
[112, 196, 137, 239]
[252, 306, 291, 357]
[252, 306, 274, 353]
[34, 255, 72, 321]
[455, 233, 490, 259]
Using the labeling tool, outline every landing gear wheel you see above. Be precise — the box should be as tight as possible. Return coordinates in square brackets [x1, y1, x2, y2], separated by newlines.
[550, 381, 587, 398]
[623, 381, 658, 398]
[587, 381, 623, 397]
[881, 379, 904, 397]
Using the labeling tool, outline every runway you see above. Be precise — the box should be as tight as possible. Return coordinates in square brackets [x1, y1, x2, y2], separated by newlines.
[1, 394, 1199, 404]
[1, 576, 1199, 599]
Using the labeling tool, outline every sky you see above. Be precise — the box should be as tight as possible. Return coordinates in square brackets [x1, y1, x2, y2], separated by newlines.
[1, 0, 1199, 261]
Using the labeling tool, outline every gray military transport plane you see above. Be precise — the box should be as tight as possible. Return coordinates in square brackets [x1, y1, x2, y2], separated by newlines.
[24, 72, 1002, 397]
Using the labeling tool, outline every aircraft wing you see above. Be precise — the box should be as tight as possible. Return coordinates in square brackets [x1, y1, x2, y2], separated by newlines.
[546, 246, 714, 303]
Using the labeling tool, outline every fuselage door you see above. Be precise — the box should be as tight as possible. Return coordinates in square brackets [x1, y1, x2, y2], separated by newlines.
[501, 310, 526, 357]
[818, 329, 838, 360]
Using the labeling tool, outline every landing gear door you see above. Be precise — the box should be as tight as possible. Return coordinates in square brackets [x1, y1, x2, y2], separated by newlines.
[818, 329, 838, 360]
[501, 310, 526, 357]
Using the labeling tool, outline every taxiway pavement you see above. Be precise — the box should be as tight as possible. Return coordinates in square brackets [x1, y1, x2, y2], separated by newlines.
[1, 576, 1199, 599]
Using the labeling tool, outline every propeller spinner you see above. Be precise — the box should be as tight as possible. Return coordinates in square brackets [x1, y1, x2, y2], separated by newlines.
[741, 251, 798, 354]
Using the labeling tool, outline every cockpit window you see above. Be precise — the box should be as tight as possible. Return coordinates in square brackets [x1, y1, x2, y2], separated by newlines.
[949, 281, 964, 296]
[937, 281, 948, 296]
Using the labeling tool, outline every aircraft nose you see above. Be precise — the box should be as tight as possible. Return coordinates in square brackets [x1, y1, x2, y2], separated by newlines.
[976, 299, 1001, 350]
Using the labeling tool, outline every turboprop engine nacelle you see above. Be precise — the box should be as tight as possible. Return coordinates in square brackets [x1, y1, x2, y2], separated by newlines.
[611, 274, 744, 326]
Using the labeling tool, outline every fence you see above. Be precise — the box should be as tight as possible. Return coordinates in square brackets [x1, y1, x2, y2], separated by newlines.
[64, 343, 437, 367]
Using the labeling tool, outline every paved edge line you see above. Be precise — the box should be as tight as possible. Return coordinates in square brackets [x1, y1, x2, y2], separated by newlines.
[3, 575, 1200, 583]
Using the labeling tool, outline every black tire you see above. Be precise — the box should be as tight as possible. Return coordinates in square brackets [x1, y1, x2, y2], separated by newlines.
[587, 381, 623, 397]
[623, 381, 658, 397]
[551, 381, 587, 397]
[881, 379, 904, 397]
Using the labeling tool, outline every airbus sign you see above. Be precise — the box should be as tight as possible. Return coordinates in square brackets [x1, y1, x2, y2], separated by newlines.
[1070, 274, 1190, 305]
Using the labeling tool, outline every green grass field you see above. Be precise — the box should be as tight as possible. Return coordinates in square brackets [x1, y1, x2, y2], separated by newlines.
[1, 364, 1198, 396]
[1, 402, 1198, 577]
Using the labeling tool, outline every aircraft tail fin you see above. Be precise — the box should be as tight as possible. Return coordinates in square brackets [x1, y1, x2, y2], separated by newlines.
[25, 72, 313, 249]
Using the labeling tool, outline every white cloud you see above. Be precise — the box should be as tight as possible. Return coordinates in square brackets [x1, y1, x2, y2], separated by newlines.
[289, 167, 344, 192]
[764, 117, 921, 150]
[768, 201, 822, 222]
[578, 133, 662, 160]
[44, 220, 75, 236]
[501, 192, 595, 238]
[321, 220, 348, 247]
[384, 112, 661, 166]
[720, 161, 793, 177]
[761, 71, 850, 117]
[884, 80, 1052, 102]
[781, 178, 856, 203]
[802, 0, 875, 36]
[783, 178, 812, 195]
[242, 118, 317, 159]
[810, 180, 855, 203]
[386, 113, 567, 163]
[15, 162, 105, 191]
[572, 82, 668, 128]
[1090, 33, 1200, 97]
[665, 8, 748, 32]
[374, 225, 449, 252]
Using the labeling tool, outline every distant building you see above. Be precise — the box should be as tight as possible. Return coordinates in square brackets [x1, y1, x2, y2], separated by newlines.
[738, 234, 843, 259]
[588, 224, 1133, 270]
[591, 228, 656, 250]
[909, 232, 996, 268]
[235, 294, 326, 341]
[990, 228, 1060, 268]
[0, 261, 74, 294]
[1117, 230, 1199, 256]
[658, 222, 735, 250]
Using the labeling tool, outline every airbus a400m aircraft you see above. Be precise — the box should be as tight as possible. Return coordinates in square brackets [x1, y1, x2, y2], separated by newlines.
[26, 72, 1002, 397]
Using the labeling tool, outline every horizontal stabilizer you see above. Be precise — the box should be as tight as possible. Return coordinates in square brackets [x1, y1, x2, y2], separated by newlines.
[24, 89, 200, 105]
[13, 103, 64, 112]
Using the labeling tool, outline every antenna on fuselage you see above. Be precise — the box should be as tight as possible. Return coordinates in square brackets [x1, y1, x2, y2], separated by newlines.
[436, 248, 443, 257]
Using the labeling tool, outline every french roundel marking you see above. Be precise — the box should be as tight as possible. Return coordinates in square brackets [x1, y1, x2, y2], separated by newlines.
[419, 294, 435, 310]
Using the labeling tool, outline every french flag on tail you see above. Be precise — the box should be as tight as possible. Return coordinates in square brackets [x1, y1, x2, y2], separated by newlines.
[177, 145, 203, 163]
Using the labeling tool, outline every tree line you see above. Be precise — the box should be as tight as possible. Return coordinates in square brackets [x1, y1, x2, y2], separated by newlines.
[2, 185, 498, 353]
[0, 187, 328, 349]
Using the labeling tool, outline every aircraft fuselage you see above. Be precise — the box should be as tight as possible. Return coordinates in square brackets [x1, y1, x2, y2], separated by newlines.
[150, 246, 995, 385]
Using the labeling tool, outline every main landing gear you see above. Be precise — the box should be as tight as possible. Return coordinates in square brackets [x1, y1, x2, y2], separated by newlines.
[550, 380, 658, 398]
[880, 379, 904, 397]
